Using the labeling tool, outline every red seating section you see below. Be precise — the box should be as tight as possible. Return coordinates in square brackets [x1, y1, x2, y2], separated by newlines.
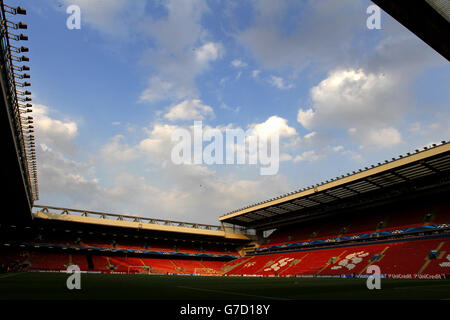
[27, 252, 70, 271]
[424, 240, 450, 275]
[0, 249, 227, 274]
[262, 202, 450, 248]
[226, 238, 449, 276]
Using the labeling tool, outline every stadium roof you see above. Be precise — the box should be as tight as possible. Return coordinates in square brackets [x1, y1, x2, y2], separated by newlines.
[32, 205, 250, 241]
[372, 0, 449, 60]
[0, 1, 37, 223]
[220, 141, 450, 229]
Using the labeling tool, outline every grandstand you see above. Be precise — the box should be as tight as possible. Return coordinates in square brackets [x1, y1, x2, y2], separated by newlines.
[0, 0, 449, 302]
[220, 142, 450, 278]
[2, 142, 449, 279]
[0, 205, 249, 274]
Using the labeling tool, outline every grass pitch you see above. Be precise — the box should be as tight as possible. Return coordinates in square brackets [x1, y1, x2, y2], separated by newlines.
[0, 272, 449, 300]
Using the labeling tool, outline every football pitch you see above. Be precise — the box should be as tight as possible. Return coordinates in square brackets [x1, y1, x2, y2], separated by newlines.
[0, 272, 449, 300]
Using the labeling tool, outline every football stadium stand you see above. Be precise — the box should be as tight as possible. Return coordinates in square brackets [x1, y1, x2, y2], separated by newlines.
[0, 1, 449, 283]
[1, 142, 449, 277]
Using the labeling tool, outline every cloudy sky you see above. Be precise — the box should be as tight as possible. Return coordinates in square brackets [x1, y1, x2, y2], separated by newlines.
[18, 0, 449, 224]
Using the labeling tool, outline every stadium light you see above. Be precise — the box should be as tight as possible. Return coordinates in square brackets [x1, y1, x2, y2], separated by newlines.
[3, 4, 27, 15]
[8, 32, 28, 41]
[16, 81, 31, 87]
[17, 22, 27, 29]
[5, 20, 27, 29]
[16, 7, 26, 14]
[10, 45, 29, 53]
[18, 96, 32, 102]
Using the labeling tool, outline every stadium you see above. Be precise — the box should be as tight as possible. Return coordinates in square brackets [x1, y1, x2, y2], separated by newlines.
[0, 0, 449, 308]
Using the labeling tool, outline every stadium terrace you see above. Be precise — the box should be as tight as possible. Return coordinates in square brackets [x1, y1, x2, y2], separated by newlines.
[0, 0, 449, 303]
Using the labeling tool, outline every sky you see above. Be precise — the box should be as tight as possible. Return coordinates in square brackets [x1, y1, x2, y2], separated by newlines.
[13, 0, 449, 225]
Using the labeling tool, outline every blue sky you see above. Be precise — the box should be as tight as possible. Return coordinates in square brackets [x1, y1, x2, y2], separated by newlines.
[15, 0, 449, 224]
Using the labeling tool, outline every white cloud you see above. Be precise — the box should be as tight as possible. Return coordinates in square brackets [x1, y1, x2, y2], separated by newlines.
[236, 0, 364, 70]
[231, 59, 247, 68]
[138, 123, 179, 158]
[61, 0, 146, 38]
[195, 42, 222, 64]
[304, 132, 317, 140]
[36, 143, 103, 205]
[165, 99, 214, 122]
[252, 70, 261, 78]
[279, 153, 293, 162]
[33, 104, 78, 155]
[138, 2, 223, 104]
[219, 102, 240, 113]
[297, 108, 315, 130]
[297, 68, 409, 150]
[37, 137, 292, 224]
[363, 127, 403, 149]
[268, 75, 294, 90]
[301, 69, 403, 129]
[139, 77, 182, 104]
[144, 0, 210, 55]
[100, 135, 139, 163]
[139, 41, 223, 104]
[293, 150, 320, 163]
[250, 115, 297, 139]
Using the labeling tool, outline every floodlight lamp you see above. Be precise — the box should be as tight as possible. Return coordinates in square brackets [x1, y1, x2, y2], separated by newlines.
[16, 7, 27, 15]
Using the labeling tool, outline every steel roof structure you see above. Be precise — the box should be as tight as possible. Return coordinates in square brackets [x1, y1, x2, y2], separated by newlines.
[220, 142, 450, 230]
[32, 205, 250, 241]
[0, 1, 36, 223]
[373, 0, 449, 60]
